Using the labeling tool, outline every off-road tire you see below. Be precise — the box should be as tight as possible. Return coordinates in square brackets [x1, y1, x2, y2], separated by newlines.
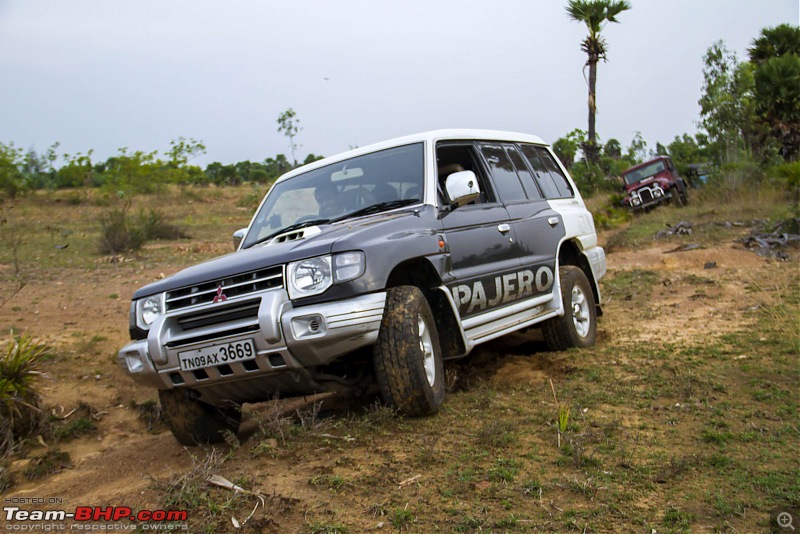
[373, 286, 444, 416]
[158, 389, 241, 446]
[671, 186, 686, 207]
[542, 266, 597, 351]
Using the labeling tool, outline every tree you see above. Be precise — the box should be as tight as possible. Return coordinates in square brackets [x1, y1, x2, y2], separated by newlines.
[667, 133, 709, 177]
[603, 138, 621, 159]
[277, 108, 302, 166]
[753, 54, 800, 161]
[698, 41, 758, 164]
[166, 137, 206, 167]
[0, 143, 24, 198]
[565, 0, 631, 165]
[553, 129, 586, 167]
[303, 153, 324, 165]
[749, 25, 800, 161]
[20, 143, 58, 189]
[749, 23, 800, 65]
[626, 131, 648, 164]
[56, 151, 95, 189]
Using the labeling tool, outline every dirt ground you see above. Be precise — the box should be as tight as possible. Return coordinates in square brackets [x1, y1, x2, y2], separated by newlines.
[1, 216, 797, 532]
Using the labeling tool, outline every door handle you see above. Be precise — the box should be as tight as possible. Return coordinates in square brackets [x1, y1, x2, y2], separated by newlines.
[548, 217, 560, 227]
[497, 223, 511, 234]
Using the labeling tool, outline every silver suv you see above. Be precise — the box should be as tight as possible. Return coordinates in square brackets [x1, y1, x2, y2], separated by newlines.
[118, 130, 606, 445]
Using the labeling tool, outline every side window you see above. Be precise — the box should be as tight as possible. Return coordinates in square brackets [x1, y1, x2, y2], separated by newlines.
[506, 145, 543, 200]
[536, 148, 574, 198]
[478, 144, 527, 203]
[436, 143, 495, 204]
[520, 144, 560, 199]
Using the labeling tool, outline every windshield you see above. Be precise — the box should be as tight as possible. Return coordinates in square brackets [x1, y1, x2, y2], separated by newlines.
[242, 143, 424, 248]
[623, 160, 666, 186]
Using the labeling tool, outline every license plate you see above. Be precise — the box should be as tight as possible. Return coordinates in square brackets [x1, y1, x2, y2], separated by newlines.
[178, 339, 256, 372]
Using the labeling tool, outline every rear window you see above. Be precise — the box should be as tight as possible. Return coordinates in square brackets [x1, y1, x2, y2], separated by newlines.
[519, 145, 574, 199]
[478, 144, 527, 203]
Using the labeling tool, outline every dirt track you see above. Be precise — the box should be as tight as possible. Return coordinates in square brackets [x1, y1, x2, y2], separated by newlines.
[1, 228, 797, 532]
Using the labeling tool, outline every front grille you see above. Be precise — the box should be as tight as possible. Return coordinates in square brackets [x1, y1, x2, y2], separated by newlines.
[176, 300, 260, 331]
[165, 266, 283, 312]
[638, 188, 653, 203]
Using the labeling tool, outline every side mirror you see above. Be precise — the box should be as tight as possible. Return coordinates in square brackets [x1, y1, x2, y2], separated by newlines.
[233, 228, 246, 250]
[445, 170, 480, 207]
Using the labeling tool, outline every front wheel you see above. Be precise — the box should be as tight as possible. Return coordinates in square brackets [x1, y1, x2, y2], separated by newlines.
[373, 286, 444, 416]
[542, 266, 597, 351]
[158, 389, 241, 446]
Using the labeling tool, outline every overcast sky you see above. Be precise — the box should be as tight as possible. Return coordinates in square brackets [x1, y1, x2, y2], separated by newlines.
[1, 1, 797, 166]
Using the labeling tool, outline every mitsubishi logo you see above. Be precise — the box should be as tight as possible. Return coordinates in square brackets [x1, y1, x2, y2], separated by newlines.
[212, 284, 228, 303]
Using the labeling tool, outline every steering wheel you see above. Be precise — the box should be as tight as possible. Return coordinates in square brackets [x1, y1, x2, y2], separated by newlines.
[343, 188, 375, 210]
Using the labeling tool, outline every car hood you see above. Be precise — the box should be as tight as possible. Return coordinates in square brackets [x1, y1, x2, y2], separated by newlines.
[626, 176, 667, 192]
[132, 208, 422, 299]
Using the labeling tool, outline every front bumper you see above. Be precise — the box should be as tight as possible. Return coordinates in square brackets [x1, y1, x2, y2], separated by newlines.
[627, 188, 672, 211]
[117, 289, 386, 404]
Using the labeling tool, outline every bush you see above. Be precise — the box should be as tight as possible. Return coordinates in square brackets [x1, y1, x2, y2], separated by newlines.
[769, 161, 800, 215]
[0, 334, 50, 458]
[0, 143, 24, 199]
[98, 204, 146, 254]
[99, 204, 188, 254]
[136, 208, 188, 241]
[706, 160, 766, 199]
[592, 193, 632, 230]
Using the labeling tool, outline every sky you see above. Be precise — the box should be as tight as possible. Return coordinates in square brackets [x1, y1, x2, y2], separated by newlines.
[0, 0, 798, 167]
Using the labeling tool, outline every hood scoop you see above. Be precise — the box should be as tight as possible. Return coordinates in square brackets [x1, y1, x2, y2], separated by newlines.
[269, 225, 322, 245]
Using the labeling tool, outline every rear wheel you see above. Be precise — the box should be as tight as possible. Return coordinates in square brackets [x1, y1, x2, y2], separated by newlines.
[373, 286, 444, 416]
[542, 266, 597, 351]
[671, 186, 686, 207]
[158, 389, 241, 446]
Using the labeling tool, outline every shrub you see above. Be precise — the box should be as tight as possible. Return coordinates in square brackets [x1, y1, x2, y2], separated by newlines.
[769, 161, 800, 215]
[136, 208, 188, 241]
[98, 203, 146, 254]
[592, 193, 632, 230]
[99, 204, 187, 254]
[0, 143, 24, 199]
[0, 334, 50, 458]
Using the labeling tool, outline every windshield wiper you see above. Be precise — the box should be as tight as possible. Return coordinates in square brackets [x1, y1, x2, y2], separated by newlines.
[331, 198, 420, 223]
[242, 218, 330, 249]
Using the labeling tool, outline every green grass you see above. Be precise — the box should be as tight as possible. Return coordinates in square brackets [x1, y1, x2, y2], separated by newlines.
[0, 334, 50, 457]
[52, 417, 97, 441]
[1, 185, 796, 532]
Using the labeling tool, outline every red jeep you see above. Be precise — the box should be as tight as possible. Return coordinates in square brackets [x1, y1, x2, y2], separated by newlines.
[621, 156, 688, 211]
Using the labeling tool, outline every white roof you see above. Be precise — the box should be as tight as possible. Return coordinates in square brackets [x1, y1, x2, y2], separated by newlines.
[276, 129, 549, 183]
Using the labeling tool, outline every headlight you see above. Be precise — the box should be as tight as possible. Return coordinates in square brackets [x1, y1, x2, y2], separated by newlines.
[632, 197, 641, 206]
[653, 188, 662, 197]
[288, 256, 333, 299]
[287, 252, 365, 299]
[334, 251, 365, 282]
[136, 296, 162, 329]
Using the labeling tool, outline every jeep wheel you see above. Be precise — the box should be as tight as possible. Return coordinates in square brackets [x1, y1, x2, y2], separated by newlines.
[158, 389, 241, 446]
[671, 187, 686, 207]
[542, 266, 597, 350]
[373, 286, 444, 416]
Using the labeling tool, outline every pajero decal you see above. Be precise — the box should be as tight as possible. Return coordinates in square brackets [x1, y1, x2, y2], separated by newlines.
[449, 264, 554, 317]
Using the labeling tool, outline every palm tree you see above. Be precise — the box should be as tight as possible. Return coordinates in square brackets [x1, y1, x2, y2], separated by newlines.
[566, 0, 631, 165]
